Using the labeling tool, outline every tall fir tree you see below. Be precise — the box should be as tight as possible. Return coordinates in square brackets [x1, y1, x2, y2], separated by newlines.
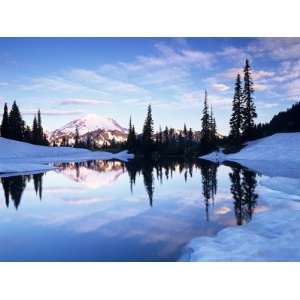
[200, 90, 211, 153]
[230, 74, 243, 142]
[1, 103, 9, 138]
[8, 101, 24, 141]
[241, 59, 257, 139]
[209, 105, 217, 148]
[142, 105, 154, 153]
[201, 90, 210, 139]
[126, 116, 137, 152]
[32, 115, 39, 144]
[74, 126, 80, 147]
[37, 109, 44, 144]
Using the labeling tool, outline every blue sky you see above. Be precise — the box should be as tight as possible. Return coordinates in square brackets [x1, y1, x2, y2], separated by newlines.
[0, 37, 300, 134]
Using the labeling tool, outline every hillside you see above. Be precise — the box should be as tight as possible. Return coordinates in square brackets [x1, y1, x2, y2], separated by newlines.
[254, 101, 300, 138]
[0, 137, 133, 173]
[201, 133, 300, 163]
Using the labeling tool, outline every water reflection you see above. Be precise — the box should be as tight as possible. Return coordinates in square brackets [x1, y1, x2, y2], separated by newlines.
[0, 159, 259, 227]
[228, 163, 258, 225]
[1, 174, 43, 209]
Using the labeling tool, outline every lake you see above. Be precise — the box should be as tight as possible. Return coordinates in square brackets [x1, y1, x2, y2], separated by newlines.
[0, 158, 264, 261]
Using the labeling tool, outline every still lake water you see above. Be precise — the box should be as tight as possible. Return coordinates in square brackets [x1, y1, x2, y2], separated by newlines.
[0, 159, 261, 261]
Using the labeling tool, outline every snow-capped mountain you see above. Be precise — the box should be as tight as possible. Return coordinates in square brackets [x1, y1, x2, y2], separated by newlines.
[49, 114, 128, 146]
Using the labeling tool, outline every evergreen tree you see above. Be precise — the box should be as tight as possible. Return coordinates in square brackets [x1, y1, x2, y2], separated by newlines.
[74, 126, 80, 147]
[209, 105, 217, 148]
[142, 105, 154, 153]
[32, 115, 39, 144]
[230, 74, 243, 142]
[158, 126, 163, 146]
[37, 109, 44, 144]
[126, 116, 136, 152]
[23, 125, 32, 143]
[183, 123, 187, 138]
[201, 90, 210, 138]
[1, 103, 9, 138]
[241, 59, 257, 139]
[200, 90, 211, 153]
[8, 101, 24, 141]
[86, 132, 92, 149]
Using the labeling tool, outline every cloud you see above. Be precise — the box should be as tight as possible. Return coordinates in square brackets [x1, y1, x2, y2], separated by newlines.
[254, 83, 270, 92]
[69, 68, 148, 94]
[212, 83, 230, 92]
[221, 67, 274, 81]
[19, 76, 94, 93]
[256, 101, 279, 109]
[120, 42, 215, 72]
[60, 98, 111, 105]
[23, 109, 84, 116]
[253, 70, 274, 80]
[249, 38, 300, 60]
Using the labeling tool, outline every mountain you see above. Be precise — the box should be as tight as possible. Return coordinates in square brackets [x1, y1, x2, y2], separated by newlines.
[49, 114, 128, 146]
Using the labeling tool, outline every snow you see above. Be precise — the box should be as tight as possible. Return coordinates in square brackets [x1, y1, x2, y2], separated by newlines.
[181, 174, 300, 261]
[201, 133, 300, 163]
[183, 132, 300, 261]
[0, 137, 133, 174]
[52, 114, 128, 136]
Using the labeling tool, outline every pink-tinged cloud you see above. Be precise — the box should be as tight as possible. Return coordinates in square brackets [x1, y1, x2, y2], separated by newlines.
[60, 98, 111, 105]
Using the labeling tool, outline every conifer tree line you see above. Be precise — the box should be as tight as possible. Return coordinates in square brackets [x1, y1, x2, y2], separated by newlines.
[229, 59, 257, 143]
[0, 101, 49, 145]
[126, 93, 219, 157]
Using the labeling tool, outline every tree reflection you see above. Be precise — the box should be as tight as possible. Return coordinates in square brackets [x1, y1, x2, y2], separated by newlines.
[200, 160, 218, 221]
[1, 173, 44, 209]
[229, 165, 258, 225]
[125, 158, 219, 211]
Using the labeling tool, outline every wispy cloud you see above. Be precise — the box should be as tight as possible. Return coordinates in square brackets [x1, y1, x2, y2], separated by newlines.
[60, 98, 111, 105]
[23, 109, 84, 116]
[212, 83, 230, 92]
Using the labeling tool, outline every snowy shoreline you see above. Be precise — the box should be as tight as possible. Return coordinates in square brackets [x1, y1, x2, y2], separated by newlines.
[0, 137, 134, 174]
[181, 132, 300, 261]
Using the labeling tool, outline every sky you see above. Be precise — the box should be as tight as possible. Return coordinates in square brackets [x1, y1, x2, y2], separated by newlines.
[0, 37, 300, 134]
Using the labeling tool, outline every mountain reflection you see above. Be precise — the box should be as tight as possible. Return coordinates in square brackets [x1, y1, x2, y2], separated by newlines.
[0, 159, 259, 226]
[56, 160, 126, 188]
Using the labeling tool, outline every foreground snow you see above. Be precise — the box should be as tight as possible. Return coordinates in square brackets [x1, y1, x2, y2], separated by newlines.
[181, 172, 300, 261]
[0, 137, 133, 173]
[201, 133, 300, 163]
[183, 133, 300, 261]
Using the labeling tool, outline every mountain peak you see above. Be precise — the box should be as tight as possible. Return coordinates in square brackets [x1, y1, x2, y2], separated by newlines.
[56, 114, 128, 136]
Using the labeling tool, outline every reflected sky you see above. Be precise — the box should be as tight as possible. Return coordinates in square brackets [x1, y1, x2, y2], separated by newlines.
[0, 159, 263, 261]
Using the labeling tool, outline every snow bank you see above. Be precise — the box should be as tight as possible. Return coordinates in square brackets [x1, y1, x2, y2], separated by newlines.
[185, 133, 300, 261]
[201, 133, 300, 163]
[181, 179, 300, 261]
[0, 137, 133, 174]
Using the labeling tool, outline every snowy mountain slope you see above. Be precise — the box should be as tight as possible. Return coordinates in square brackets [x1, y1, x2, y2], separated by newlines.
[50, 114, 128, 146]
[201, 133, 300, 163]
[0, 137, 133, 173]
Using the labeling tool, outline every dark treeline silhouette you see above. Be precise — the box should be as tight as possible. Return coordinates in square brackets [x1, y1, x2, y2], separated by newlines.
[126, 98, 219, 157]
[0, 101, 49, 145]
[228, 163, 258, 225]
[251, 101, 300, 139]
[1, 173, 44, 209]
